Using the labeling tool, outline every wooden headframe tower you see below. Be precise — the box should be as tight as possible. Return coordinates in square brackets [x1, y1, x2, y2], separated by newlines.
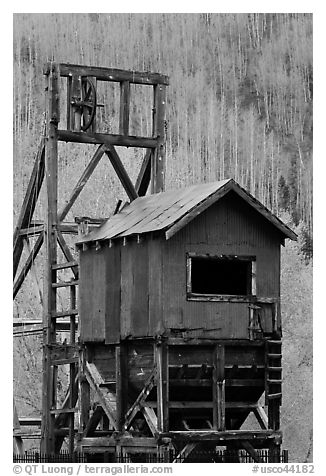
[13, 62, 168, 455]
[14, 62, 287, 463]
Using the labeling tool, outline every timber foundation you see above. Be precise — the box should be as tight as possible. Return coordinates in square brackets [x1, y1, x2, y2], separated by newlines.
[13, 62, 292, 463]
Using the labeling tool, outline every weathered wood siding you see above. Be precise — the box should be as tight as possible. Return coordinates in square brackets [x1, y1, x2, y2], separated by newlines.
[120, 237, 164, 339]
[79, 247, 107, 342]
[80, 191, 282, 342]
[162, 192, 281, 339]
[80, 244, 121, 343]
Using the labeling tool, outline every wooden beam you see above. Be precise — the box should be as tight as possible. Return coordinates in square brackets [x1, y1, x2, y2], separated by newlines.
[18, 417, 42, 426]
[104, 145, 138, 201]
[57, 130, 158, 149]
[49, 344, 79, 365]
[115, 345, 128, 432]
[19, 225, 44, 236]
[253, 406, 269, 430]
[13, 232, 44, 299]
[212, 344, 225, 431]
[173, 443, 197, 463]
[135, 149, 152, 196]
[56, 231, 79, 279]
[151, 84, 166, 193]
[83, 406, 104, 437]
[84, 362, 117, 429]
[13, 319, 76, 336]
[141, 407, 158, 436]
[124, 366, 157, 430]
[156, 342, 169, 432]
[119, 81, 130, 135]
[13, 138, 45, 278]
[41, 64, 59, 455]
[145, 401, 259, 409]
[158, 430, 282, 443]
[242, 440, 263, 463]
[13, 400, 24, 456]
[58, 145, 106, 222]
[45, 62, 169, 86]
[54, 372, 79, 453]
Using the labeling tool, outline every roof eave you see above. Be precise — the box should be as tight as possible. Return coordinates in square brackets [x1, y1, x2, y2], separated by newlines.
[165, 179, 297, 242]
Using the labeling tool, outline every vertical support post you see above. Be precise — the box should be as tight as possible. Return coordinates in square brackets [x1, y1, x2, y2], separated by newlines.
[268, 401, 280, 431]
[69, 284, 77, 454]
[269, 441, 281, 463]
[156, 341, 169, 432]
[212, 344, 225, 431]
[115, 344, 128, 432]
[151, 84, 166, 194]
[41, 63, 59, 455]
[119, 81, 130, 136]
[78, 350, 90, 434]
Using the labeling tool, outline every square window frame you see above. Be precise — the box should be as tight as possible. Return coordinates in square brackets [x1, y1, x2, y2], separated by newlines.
[186, 252, 257, 302]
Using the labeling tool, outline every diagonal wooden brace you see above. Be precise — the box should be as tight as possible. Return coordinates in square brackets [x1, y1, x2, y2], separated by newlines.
[104, 144, 139, 201]
[124, 366, 158, 430]
[84, 362, 117, 430]
[242, 440, 262, 463]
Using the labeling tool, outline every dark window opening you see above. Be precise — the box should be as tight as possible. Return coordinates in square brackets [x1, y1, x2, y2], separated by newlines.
[189, 256, 253, 296]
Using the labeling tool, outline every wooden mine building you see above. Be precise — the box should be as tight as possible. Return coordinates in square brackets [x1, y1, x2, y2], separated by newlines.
[13, 62, 296, 463]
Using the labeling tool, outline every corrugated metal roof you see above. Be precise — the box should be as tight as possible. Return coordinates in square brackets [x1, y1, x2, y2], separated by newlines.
[77, 178, 297, 244]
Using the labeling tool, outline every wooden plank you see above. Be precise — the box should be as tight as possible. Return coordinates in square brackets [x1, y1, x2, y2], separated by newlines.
[146, 401, 259, 409]
[141, 407, 158, 436]
[83, 406, 104, 437]
[158, 430, 282, 443]
[124, 366, 157, 430]
[58, 145, 106, 222]
[105, 145, 138, 201]
[146, 401, 213, 408]
[115, 345, 128, 431]
[84, 362, 117, 429]
[79, 376, 91, 434]
[41, 64, 59, 455]
[50, 408, 76, 415]
[49, 344, 79, 365]
[253, 406, 268, 430]
[105, 245, 121, 344]
[135, 149, 152, 197]
[45, 62, 169, 85]
[13, 138, 45, 278]
[119, 81, 130, 135]
[19, 225, 44, 236]
[18, 417, 42, 426]
[52, 280, 79, 288]
[156, 342, 169, 432]
[173, 443, 197, 463]
[51, 260, 79, 270]
[51, 309, 78, 318]
[57, 129, 157, 148]
[151, 84, 166, 193]
[54, 371, 79, 453]
[13, 320, 75, 336]
[212, 344, 225, 431]
[13, 232, 44, 298]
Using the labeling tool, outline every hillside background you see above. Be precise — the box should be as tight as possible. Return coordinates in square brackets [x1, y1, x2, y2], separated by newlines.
[13, 13, 313, 462]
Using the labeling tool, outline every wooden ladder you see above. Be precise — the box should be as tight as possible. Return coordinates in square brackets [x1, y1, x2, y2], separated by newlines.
[265, 339, 282, 405]
[50, 259, 80, 453]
